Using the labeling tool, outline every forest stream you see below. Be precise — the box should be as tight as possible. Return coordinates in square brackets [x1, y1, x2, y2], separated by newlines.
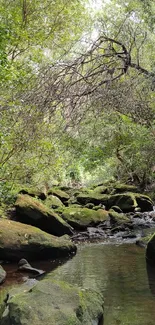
[1, 234, 155, 325]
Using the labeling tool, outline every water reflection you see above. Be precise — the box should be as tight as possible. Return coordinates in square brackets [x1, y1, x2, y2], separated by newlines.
[52, 243, 155, 325]
[1, 242, 155, 324]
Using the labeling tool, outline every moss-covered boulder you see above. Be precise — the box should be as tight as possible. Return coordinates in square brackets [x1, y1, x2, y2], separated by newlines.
[1, 275, 103, 325]
[44, 195, 64, 209]
[93, 185, 108, 194]
[61, 207, 109, 230]
[0, 265, 6, 284]
[135, 194, 153, 212]
[107, 193, 137, 212]
[107, 192, 153, 212]
[19, 187, 47, 200]
[15, 194, 73, 236]
[92, 182, 138, 195]
[0, 219, 76, 262]
[76, 192, 109, 206]
[109, 209, 131, 227]
[48, 188, 70, 203]
[113, 183, 138, 193]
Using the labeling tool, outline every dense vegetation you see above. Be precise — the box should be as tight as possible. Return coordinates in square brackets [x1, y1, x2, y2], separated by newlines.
[1, 0, 155, 200]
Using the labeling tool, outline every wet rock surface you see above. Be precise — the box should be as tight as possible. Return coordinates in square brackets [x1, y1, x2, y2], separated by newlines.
[71, 210, 155, 242]
[0, 272, 104, 325]
[18, 259, 45, 275]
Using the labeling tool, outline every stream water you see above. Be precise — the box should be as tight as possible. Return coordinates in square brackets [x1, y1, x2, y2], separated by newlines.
[53, 241, 155, 325]
[1, 240, 155, 324]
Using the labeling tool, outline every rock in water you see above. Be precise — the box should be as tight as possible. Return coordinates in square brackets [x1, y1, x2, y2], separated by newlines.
[0, 274, 104, 325]
[18, 259, 45, 275]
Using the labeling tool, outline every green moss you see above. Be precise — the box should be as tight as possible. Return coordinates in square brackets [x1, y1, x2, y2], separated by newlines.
[0, 276, 103, 325]
[15, 194, 73, 236]
[44, 195, 64, 209]
[61, 207, 109, 229]
[113, 183, 138, 193]
[48, 188, 70, 201]
[109, 209, 130, 226]
[0, 219, 76, 261]
[107, 192, 153, 212]
[107, 192, 137, 212]
[76, 192, 109, 206]
[93, 185, 108, 194]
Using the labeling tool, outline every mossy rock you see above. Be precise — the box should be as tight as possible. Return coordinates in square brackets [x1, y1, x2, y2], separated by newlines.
[92, 205, 105, 211]
[48, 188, 70, 203]
[113, 183, 138, 193]
[15, 194, 73, 237]
[134, 194, 153, 212]
[61, 207, 109, 230]
[1, 275, 103, 325]
[136, 235, 152, 248]
[19, 187, 47, 200]
[76, 192, 109, 206]
[107, 192, 153, 212]
[109, 209, 131, 226]
[44, 195, 64, 209]
[0, 219, 76, 262]
[93, 185, 108, 194]
[84, 203, 94, 209]
[107, 193, 137, 212]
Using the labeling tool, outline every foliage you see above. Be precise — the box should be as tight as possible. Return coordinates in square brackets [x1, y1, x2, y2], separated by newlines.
[1, 0, 155, 198]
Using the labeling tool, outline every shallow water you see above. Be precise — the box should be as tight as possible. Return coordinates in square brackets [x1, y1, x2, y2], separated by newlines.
[1, 241, 155, 324]
[52, 241, 155, 325]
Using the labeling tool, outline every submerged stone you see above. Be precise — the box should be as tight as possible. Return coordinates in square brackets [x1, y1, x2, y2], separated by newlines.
[18, 259, 45, 275]
[0, 274, 104, 325]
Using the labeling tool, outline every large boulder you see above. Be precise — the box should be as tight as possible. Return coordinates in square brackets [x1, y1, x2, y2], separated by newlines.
[109, 209, 131, 226]
[44, 195, 64, 209]
[61, 207, 109, 230]
[0, 219, 76, 261]
[19, 187, 47, 200]
[112, 183, 138, 194]
[15, 194, 73, 236]
[0, 265, 6, 284]
[48, 188, 70, 203]
[1, 275, 103, 325]
[76, 192, 109, 206]
[135, 194, 153, 212]
[107, 193, 153, 212]
[92, 182, 138, 195]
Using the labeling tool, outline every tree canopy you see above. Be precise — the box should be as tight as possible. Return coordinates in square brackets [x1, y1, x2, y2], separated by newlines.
[1, 0, 155, 194]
